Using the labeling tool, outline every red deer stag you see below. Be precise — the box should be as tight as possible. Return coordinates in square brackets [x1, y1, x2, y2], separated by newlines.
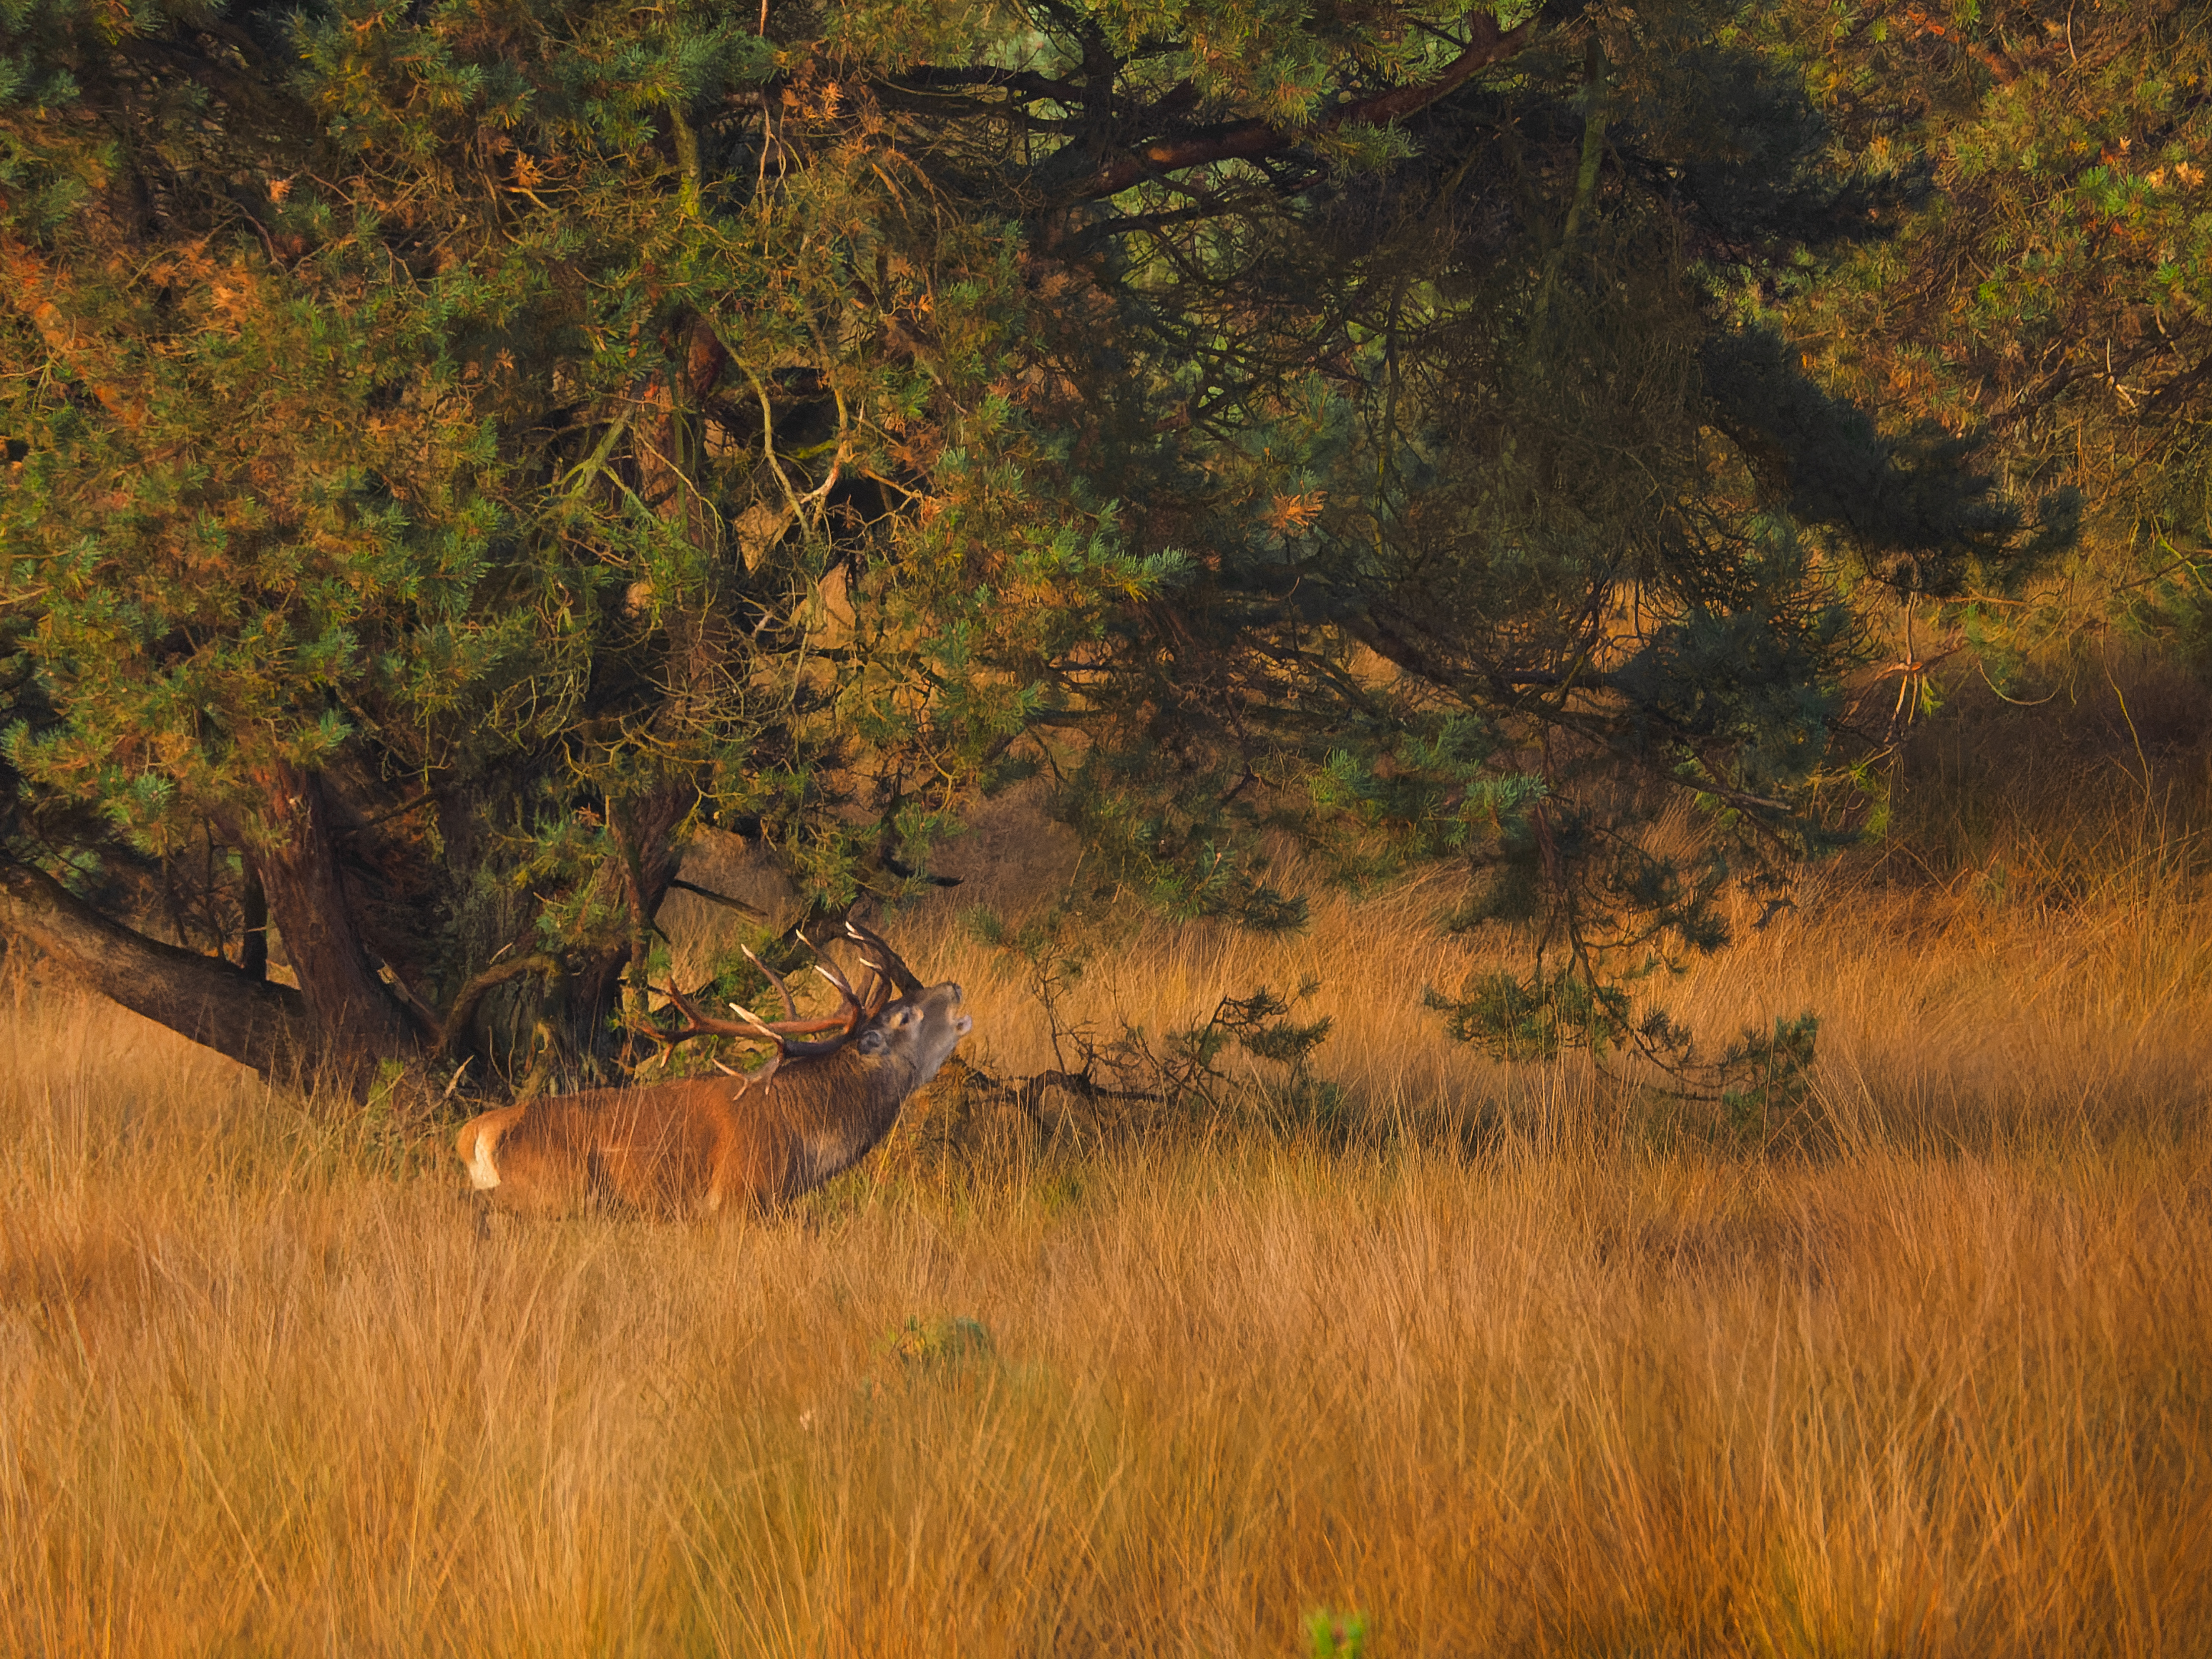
[454, 923, 971, 1220]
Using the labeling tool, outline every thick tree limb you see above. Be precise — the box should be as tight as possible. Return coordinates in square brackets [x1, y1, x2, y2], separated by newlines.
[0, 862, 315, 1075]
[1067, 14, 1537, 200]
[431, 953, 564, 1066]
[664, 877, 767, 918]
[891, 64, 1083, 104]
[232, 762, 418, 1064]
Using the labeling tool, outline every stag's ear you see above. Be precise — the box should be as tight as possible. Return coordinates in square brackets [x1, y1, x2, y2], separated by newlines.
[856, 1028, 890, 1056]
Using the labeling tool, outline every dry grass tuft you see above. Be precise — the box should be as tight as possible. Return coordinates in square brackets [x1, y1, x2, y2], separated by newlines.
[5, 792, 2212, 1653]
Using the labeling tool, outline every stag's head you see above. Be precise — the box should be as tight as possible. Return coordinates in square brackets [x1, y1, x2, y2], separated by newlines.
[849, 976, 972, 1086]
[827, 920, 971, 1086]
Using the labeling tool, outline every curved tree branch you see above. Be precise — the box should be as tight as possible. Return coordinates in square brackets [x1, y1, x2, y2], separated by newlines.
[430, 953, 564, 1066]
[0, 862, 315, 1076]
[1066, 14, 1539, 200]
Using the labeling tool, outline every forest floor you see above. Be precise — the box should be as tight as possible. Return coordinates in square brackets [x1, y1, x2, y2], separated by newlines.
[4, 794, 2211, 1655]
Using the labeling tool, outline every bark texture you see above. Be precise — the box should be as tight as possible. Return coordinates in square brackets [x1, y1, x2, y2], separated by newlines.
[241, 762, 420, 1064]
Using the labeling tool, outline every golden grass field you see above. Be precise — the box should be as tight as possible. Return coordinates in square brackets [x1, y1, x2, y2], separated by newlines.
[4, 746, 2212, 1654]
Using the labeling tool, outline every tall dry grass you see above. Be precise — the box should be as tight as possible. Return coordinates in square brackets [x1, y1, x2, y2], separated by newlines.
[6, 767, 2212, 1654]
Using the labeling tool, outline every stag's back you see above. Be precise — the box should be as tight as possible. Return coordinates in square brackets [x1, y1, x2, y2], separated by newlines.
[457, 978, 971, 1220]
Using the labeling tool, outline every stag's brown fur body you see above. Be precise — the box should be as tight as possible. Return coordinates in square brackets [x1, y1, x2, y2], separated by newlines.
[456, 948, 970, 1221]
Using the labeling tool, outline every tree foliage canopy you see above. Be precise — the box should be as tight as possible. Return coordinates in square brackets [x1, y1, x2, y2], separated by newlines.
[0, 0, 2082, 1090]
[1760, 0, 2212, 663]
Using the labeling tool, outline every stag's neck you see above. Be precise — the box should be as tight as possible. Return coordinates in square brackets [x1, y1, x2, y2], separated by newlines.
[773, 1048, 920, 1172]
[786, 1046, 917, 1111]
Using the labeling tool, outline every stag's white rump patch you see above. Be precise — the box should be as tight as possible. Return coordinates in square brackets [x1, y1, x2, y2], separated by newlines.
[463, 1124, 502, 1189]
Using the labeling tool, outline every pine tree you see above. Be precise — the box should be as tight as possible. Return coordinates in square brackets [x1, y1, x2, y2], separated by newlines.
[0, 0, 2067, 1091]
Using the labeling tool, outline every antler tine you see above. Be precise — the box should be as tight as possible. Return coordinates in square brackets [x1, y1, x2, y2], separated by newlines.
[797, 930, 868, 1023]
[844, 920, 925, 998]
[847, 945, 897, 1016]
[741, 945, 802, 1021]
[811, 960, 866, 1020]
[725, 1000, 785, 1043]
[857, 958, 894, 1017]
[653, 980, 848, 1043]
[628, 932, 889, 1073]
[700, 999, 796, 1082]
[658, 981, 761, 1040]
[776, 940, 862, 1057]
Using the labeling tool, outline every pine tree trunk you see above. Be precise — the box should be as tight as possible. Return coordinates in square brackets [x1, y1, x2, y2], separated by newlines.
[242, 762, 421, 1071]
[240, 862, 268, 982]
[565, 316, 734, 1058]
[568, 789, 688, 1055]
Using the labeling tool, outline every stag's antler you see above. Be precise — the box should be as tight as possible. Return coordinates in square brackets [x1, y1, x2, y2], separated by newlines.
[635, 930, 873, 1081]
[631, 923, 932, 1081]
[844, 919, 926, 1001]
